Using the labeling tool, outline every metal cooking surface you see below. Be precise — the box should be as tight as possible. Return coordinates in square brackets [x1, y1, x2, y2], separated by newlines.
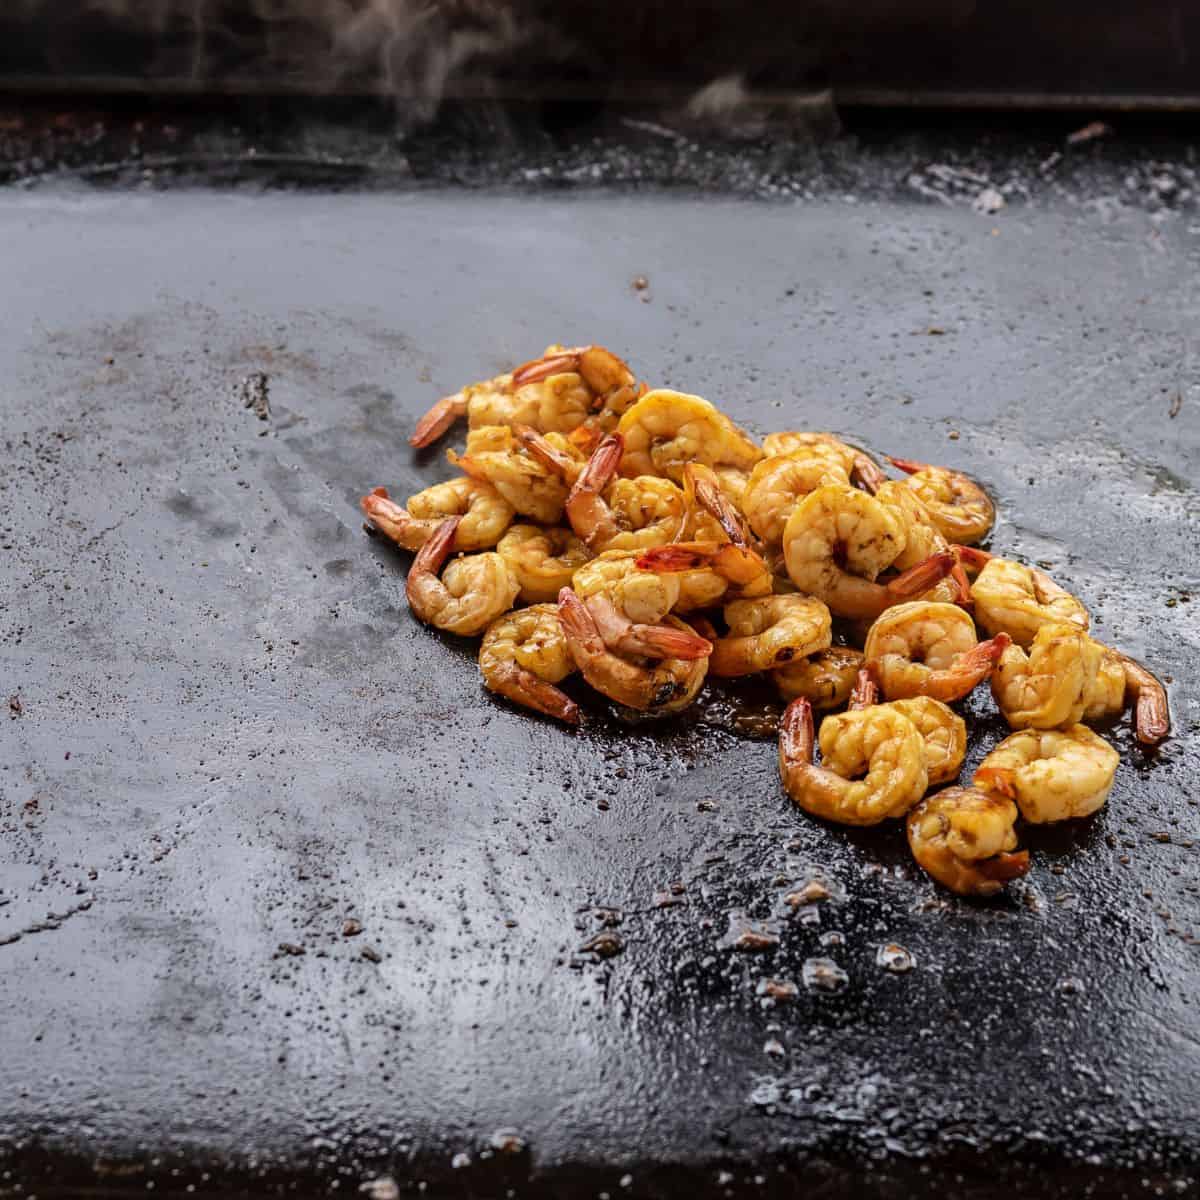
[1, 186, 1199, 1198]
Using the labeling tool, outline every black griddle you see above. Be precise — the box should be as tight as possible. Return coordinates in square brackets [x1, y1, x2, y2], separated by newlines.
[1, 135, 1200, 1200]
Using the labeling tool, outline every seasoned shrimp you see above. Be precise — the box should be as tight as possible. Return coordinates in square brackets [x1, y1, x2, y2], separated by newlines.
[361, 478, 515, 552]
[712, 465, 752, 509]
[573, 549, 681, 625]
[907, 788, 1030, 897]
[709, 595, 833, 676]
[617, 390, 761, 483]
[847, 668, 966, 786]
[513, 424, 589, 486]
[1082, 645, 1171, 747]
[479, 604, 580, 724]
[974, 725, 1119, 823]
[635, 541, 774, 610]
[450, 425, 570, 524]
[405, 517, 520, 636]
[885, 456, 995, 545]
[873, 481, 967, 605]
[991, 623, 1102, 730]
[741, 454, 849, 546]
[773, 647, 864, 709]
[779, 698, 928, 826]
[965, 552, 1090, 648]
[864, 601, 1010, 702]
[557, 588, 708, 713]
[496, 524, 591, 604]
[583, 592, 713, 661]
[781, 483, 956, 620]
[760, 432, 885, 492]
[509, 344, 644, 424]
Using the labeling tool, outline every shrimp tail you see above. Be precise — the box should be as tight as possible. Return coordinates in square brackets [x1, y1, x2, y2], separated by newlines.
[406, 516, 460, 607]
[974, 764, 1018, 799]
[361, 487, 424, 550]
[515, 424, 574, 478]
[779, 697, 816, 772]
[952, 544, 993, 576]
[636, 543, 719, 573]
[952, 631, 1011, 689]
[512, 348, 586, 387]
[568, 423, 604, 456]
[556, 586, 602, 651]
[570, 433, 624, 498]
[486, 661, 581, 725]
[623, 623, 713, 661]
[848, 666, 879, 711]
[976, 850, 1031, 884]
[410, 391, 466, 448]
[884, 455, 929, 476]
[852, 453, 886, 494]
[685, 463, 748, 546]
[886, 550, 957, 600]
[950, 558, 975, 608]
[1119, 654, 1170, 747]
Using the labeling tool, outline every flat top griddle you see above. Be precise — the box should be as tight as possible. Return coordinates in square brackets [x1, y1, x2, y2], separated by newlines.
[1, 177, 1199, 1199]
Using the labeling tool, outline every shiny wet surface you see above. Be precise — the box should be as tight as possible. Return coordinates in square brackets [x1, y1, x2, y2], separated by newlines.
[1, 187, 1198, 1198]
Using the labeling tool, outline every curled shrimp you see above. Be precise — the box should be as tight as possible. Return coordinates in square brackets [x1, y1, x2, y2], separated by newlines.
[495, 524, 591, 604]
[781, 483, 956, 620]
[635, 540, 773, 611]
[583, 592, 713, 661]
[873, 481, 968, 605]
[779, 697, 928, 826]
[405, 517, 520, 637]
[557, 588, 708, 713]
[1082, 645, 1171, 747]
[709, 595, 833, 677]
[760, 431, 882, 490]
[963, 551, 1090, 648]
[617, 390, 761, 483]
[741, 453, 849, 547]
[479, 604, 580, 724]
[449, 425, 571, 524]
[906, 788, 1030, 897]
[974, 725, 1119, 824]
[848, 668, 966, 786]
[361, 478, 515, 553]
[864, 601, 1010, 702]
[991, 623, 1102, 730]
[885, 456, 995, 545]
[773, 647, 864, 709]
[573, 548, 681, 625]
[510, 344, 645, 425]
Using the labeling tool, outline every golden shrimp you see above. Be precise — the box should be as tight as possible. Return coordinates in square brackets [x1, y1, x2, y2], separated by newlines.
[991, 623, 1102, 730]
[709, 595, 833, 677]
[864, 601, 1010, 702]
[712, 465, 752, 509]
[582, 592, 713, 661]
[965, 552, 1090, 649]
[479, 604, 580, 724]
[404, 517, 520, 637]
[906, 788, 1030, 897]
[635, 541, 774, 611]
[557, 588, 708, 713]
[360, 479, 515, 553]
[513, 424, 589, 486]
[974, 725, 1119, 824]
[847, 668, 966, 786]
[778, 697, 928, 826]
[741, 453, 850, 547]
[495, 524, 592, 604]
[449, 425, 570, 524]
[873, 481, 968, 605]
[781, 483, 956, 620]
[885, 456, 995, 545]
[773, 647, 864, 709]
[1082, 645, 1170, 747]
[617, 390, 761, 483]
[409, 344, 641, 448]
[572, 548, 681, 625]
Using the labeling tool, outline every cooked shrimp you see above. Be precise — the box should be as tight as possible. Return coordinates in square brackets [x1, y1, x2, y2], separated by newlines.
[906, 788, 1030, 897]
[450, 425, 569, 524]
[712, 465, 752, 509]
[513, 424, 589, 486]
[635, 541, 774, 611]
[760, 432, 884, 492]
[572, 548, 681, 625]
[1083, 645, 1171, 747]
[885, 456, 995, 545]
[974, 725, 1119, 823]
[361, 477, 515, 552]
[742, 454, 849, 546]
[583, 592, 714, 661]
[781, 483, 956, 620]
[991, 623, 1102, 730]
[773, 647, 864, 709]
[778, 698, 928, 826]
[709, 595, 833, 676]
[496, 524, 591, 604]
[864, 601, 1010, 702]
[873, 481, 967, 605]
[479, 604, 580, 724]
[966, 553, 1090, 648]
[510, 344, 644, 424]
[557, 588, 708, 713]
[847, 668, 966, 786]
[617, 390, 761, 483]
[405, 517, 520, 636]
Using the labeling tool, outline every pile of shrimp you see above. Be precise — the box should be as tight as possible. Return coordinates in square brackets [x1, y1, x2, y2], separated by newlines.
[361, 343, 1171, 899]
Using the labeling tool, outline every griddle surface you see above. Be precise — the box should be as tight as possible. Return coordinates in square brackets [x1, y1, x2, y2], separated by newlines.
[1, 188, 1199, 1198]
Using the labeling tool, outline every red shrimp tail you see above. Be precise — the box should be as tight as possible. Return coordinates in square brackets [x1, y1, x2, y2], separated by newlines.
[848, 666, 879, 711]
[887, 550, 957, 600]
[953, 544, 993, 575]
[569, 433, 624, 499]
[1134, 688, 1170, 747]
[511, 348, 586, 387]
[974, 765, 1018, 800]
[779, 697, 815, 768]
[635, 543, 718, 573]
[977, 850, 1030, 884]
[884, 455, 929, 476]
[852, 453, 886, 494]
[410, 393, 464, 448]
[489, 663, 581, 726]
[629, 623, 714, 661]
[950, 558, 975, 609]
